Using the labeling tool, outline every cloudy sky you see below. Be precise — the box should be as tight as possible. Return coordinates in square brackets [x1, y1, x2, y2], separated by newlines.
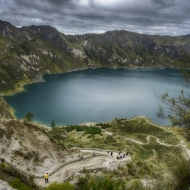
[0, 0, 190, 36]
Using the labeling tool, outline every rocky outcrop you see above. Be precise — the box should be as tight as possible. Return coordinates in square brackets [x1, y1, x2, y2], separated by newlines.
[0, 119, 69, 177]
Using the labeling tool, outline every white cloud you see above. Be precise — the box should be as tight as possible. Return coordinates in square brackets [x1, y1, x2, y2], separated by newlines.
[19, 18, 47, 26]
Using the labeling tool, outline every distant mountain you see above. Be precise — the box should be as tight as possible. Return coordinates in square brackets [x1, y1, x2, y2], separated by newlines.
[0, 20, 190, 93]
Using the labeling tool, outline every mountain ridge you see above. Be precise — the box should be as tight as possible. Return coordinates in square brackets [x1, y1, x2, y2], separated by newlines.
[1, 19, 190, 95]
[1, 20, 190, 189]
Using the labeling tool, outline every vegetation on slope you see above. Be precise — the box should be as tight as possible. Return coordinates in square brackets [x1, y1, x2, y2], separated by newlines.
[1, 20, 190, 189]
[0, 116, 189, 189]
[46, 117, 188, 189]
[0, 20, 189, 95]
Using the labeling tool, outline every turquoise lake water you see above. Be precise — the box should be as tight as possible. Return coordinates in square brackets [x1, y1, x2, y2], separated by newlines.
[4, 68, 190, 126]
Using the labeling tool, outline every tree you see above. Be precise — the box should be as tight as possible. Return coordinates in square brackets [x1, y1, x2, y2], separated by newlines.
[153, 52, 190, 139]
[51, 120, 55, 129]
[154, 89, 190, 129]
[24, 112, 33, 122]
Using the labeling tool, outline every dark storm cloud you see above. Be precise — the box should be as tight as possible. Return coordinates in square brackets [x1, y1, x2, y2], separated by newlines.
[1, 0, 190, 36]
[151, 0, 175, 8]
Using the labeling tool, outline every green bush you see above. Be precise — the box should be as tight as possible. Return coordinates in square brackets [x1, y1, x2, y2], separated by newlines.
[127, 179, 145, 190]
[85, 127, 101, 135]
[170, 156, 190, 190]
[10, 178, 32, 190]
[65, 125, 83, 132]
[44, 182, 74, 190]
[0, 162, 6, 170]
[64, 125, 102, 135]
[97, 123, 111, 129]
[87, 135, 92, 138]
[0, 162, 10, 172]
[24, 112, 33, 122]
[76, 176, 125, 190]
[127, 163, 132, 168]
[105, 135, 115, 143]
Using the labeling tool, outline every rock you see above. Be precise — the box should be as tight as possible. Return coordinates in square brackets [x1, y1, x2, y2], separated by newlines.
[0, 179, 16, 190]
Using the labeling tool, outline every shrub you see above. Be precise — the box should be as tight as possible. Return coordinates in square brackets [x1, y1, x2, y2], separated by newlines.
[0, 162, 10, 172]
[106, 135, 115, 143]
[64, 125, 102, 135]
[0, 162, 6, 170]
[87, 135, 92, 138]
[24, 112, 33, 122]
[45, 182, 74, 190]
[76, 175, 125, 190]
[85, 127, 101, 135]
[127, 163, 132, 168]
[127, 179, 145, 190]
[97, 123, 111, 129]
[10, 178, 32, 190]
[170, 156, 190, 190]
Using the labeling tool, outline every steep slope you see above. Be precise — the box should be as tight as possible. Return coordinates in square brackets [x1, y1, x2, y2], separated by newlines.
[0, 20, 190, 95]
[0, 119, 70, 177]
[1, 20, 190, 119]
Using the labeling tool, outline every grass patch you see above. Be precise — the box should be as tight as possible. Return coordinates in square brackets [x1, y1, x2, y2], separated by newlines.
[64, 125, 102, 135]
[96, 123, 111, 129]
[10, 178, 32, 190]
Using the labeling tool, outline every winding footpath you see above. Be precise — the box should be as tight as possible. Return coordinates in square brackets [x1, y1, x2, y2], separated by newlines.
[123, 135, 190, 158]
[3, 118, 190, 189]
[34, 149, 131, 188]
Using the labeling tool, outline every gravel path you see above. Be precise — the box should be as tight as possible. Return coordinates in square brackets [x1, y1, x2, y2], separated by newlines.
[34, 150, 131, 188]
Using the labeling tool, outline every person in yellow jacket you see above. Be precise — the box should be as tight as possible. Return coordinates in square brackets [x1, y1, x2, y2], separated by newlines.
[44, 172, 49, 183]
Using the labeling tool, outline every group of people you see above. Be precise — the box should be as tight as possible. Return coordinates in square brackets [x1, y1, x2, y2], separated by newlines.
[116, 151, 129, 159]
[44, 149, 129, 184]
[107, 149, 129, 159]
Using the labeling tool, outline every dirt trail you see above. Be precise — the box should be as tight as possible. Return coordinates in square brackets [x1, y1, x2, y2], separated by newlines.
[124, 135, 190, 158]
[102, 129, 113, 136]
[34, 149, 130, 188]
[2, 117, 190, 188]
[34, 119, 190, 188]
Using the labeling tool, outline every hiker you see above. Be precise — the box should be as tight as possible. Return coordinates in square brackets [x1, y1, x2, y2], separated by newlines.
[110, 151, 113, 156]
[44, 172, 49, 183]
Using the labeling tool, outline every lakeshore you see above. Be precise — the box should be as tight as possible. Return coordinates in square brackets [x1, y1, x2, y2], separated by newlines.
[4, 68, 190, 126]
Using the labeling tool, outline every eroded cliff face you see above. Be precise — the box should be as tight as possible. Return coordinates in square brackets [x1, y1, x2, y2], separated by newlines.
[0, 119, 70, 177]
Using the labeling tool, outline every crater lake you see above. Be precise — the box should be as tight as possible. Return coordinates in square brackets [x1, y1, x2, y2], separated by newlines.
[4, 68, 190, 126]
